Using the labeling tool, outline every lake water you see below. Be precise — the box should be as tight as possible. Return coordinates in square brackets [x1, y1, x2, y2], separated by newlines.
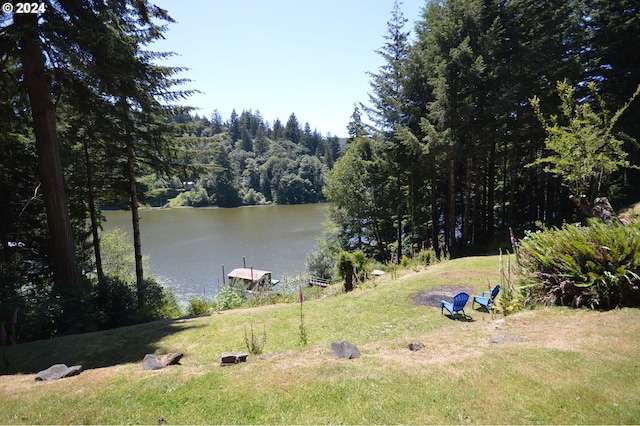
[103, 203, 329, 301]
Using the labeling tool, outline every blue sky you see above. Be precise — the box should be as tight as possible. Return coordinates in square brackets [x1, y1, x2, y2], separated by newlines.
[150, 0, 425, 137]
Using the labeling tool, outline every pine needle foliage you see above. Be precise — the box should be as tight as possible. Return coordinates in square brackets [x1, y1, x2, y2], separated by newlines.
[519, 219, 640, 309]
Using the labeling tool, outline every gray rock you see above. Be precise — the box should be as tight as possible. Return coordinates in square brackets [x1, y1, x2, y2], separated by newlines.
[408, 342, 425, 352]
[143, 354, 165, 370]
[221, 352, 249, 366]
[160, 352, 183, 366]
[331, 341, 361, 359]
[35, 364, 82, 381]
[142, 352, 184, 370]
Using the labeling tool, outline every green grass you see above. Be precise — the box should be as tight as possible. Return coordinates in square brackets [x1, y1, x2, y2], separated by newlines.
[1, 255, 640, 424]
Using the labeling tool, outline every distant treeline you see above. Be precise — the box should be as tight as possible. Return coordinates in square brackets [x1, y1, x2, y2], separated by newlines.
[150, 110, 342, 208]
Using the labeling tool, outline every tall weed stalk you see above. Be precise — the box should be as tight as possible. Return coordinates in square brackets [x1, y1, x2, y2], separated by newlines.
[244, 324, 267, 355]
[498, 231, 525, 316]
[298, 287, 308, 346]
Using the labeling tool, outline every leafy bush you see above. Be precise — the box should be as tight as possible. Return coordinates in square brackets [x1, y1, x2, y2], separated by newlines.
[170, 186, 210, 207]
[416, 247, 437, 266]
[336, 250, 355, 292]
[187, 296, 213, 316]
[100, 228, 136, 280]
[96, 275, 138, 329]
[97, 228, 182, 325]
[240, 188, 268, 205]
[213, 286, 244, 311]
[132, 278, 183, 324]
[350, 250, 368, 282]
[519, 219, 640, 309]
[12, 283, 61, 341]
[305, 249, 335, 281]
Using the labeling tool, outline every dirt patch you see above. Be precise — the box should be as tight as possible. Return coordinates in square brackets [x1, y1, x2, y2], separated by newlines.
[413, 285, 475, 308]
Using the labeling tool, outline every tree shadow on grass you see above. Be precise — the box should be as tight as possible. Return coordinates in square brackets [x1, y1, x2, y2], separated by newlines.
[1, 318, 206, 375]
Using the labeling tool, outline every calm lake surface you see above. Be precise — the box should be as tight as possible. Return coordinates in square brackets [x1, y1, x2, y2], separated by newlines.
[103, 203, 328, 302]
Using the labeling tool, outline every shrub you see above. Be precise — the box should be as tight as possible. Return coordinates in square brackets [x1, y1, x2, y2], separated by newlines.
[96, 275, 138, 329]
[214, 286, 244, 311]
[305, 249, 335, 281]
[350, 250, 369, 282]
[187, 296, 213, 316]
[240, 188, 268, 205]
[10, 283, 60, 341]
[100, 228, 136, 280]
[519, 219, 640, 309]
[133, 278, 183, 323]
[336, 250, 355, 292]
[417, 247, 437, 266]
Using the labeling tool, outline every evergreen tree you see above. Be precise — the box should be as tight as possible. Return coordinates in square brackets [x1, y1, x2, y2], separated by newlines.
[1, 0, 194, 328]
[272, 118, 284, 140]
[347, 104, 369, 139]
[12, 12, 83, 292]
[285, 113, 302, 144]
[364, 0, 413, 262]
[303, 122, 313, 152]
[582, 0, 640, 201]
[211, 109, 224, 134]
[229, 109, 240, 142]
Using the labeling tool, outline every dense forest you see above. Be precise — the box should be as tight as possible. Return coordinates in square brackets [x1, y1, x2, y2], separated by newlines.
[0, 0, 639, 340]
[160, 110, 341, 208]
[324, 0, 640, 263]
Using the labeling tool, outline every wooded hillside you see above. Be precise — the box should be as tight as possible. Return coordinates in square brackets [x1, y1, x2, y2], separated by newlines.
[159, 110, 341, 208]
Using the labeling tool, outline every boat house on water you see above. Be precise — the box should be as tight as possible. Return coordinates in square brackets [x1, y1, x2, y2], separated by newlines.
[227, 268, 275, 290]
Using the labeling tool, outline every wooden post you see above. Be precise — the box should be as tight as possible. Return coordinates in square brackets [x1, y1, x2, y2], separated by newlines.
[222, 264, 225, 285]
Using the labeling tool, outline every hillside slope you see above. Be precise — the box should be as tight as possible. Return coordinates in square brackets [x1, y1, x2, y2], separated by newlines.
[1, 256, 639, 424]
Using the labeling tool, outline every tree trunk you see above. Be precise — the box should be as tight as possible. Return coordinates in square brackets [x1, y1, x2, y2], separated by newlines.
[127, 131, 146, 307]
[463, 157, 472, 248]
[344, 267, 353, 293]
[570, 195, 620, 222]
[446, 157, 456, 256]
[16, 13, 82, 291]
[121, 99, 145, 307]
[431, 170, 441, 259]
[486, 141, 496, 240]
[82, 140, 105, 285]
[396, 195, 402, 264]
[370, 216, 389, 262]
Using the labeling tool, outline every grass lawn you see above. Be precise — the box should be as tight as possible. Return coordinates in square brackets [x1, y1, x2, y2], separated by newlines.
[1, 255, 639, 424]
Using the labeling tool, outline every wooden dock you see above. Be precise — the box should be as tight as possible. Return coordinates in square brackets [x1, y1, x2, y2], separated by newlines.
[308, 276, 329, 287]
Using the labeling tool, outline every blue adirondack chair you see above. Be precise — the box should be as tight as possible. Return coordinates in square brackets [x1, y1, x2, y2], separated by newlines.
[441, 292, 469, 319]
[472, 285, 500, 312]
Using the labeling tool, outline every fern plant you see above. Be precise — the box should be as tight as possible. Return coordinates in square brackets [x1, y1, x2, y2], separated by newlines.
[519, 219, 640, 309]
